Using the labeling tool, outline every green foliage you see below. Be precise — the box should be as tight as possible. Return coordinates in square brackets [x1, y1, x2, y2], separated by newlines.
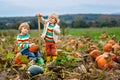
[56, 53, 83, 68]
[6, 52, 14, 60]
[20, 55, 29, 63]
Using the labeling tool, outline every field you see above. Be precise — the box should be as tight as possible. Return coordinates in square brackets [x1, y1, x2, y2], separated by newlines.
[0, 27, 120, 80]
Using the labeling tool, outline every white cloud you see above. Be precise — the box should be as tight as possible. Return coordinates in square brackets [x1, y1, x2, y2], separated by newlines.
[0, 0, 120, 17]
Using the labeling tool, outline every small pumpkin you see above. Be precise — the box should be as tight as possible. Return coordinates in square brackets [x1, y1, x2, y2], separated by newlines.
[28, 44, 39, 53]
[112, 54, 117, 62]
[89, 50, 101, 59]
[87, 44, 99, 53]
[108, 40, 115, 45]
[95, 55, 113, 69]
[57, 40, 62, 44]
[14, 52, 24, 65]
[103, 52, 118, 62]
[67, 41, 72, 45]
[112, 44, 120, 54]
[103, 43, 112, 52]
[70, 39, 76, 44]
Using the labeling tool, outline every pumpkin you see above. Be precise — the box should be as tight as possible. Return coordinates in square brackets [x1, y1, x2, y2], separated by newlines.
[67, 41, 72, 45]
[70, 39, 76, 44]
[107, 61, 113, 69]
[89, 50, 101, 59]
[103, 43, 112, 52]
[77, 43, 84, 49]
[108, 40, 115, 45]
[112, 54, 117, 62]
[109, 52, 118, 62]
[87, 44, 99, 53]
[28, 65, 44, 76]
[112, 44, 120, 54]
[103, 52, 118, 62]
[14, 52, 25, 65]
[95, 55, 113, 69]
[57, 40, 62, 43]
[28, 44, 39, 53]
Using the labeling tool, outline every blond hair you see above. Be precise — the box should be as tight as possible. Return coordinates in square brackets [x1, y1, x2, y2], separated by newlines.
[18, 22, 30, 33]
[48, 13, 59, 24]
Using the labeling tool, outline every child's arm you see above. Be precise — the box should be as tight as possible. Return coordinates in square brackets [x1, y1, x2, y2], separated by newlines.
[36, 13, 47, 25]
[53, 24, 60, 35]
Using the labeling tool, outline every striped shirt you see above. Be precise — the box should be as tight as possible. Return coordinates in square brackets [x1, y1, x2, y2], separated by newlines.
[17, 33, 30, 52]
[45, 24, 55, 42]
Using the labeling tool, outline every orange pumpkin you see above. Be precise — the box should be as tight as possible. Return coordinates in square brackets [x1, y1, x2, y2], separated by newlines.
[89, 50, 101, 59]
[103, 52, 118, 62]
[57, 40, 62, 43]
[67, 41, 72, 45]
[108, 40, 115, 45]
[112, 44, 120, 54]
[28, 44, 39, 53]
[112, 54, 117, 62]
[103, 43, 112, 52]
[70, 39, 76, 44]
[14, 52, 25, 65]
[87, 45, 99, 53]
[95, 55, 113, 69]
[107, 61, 113, 69]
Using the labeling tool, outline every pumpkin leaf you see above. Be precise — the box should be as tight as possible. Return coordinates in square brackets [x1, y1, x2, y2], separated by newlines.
[20, 55, 29, 63]
[6, 52, 14, 60]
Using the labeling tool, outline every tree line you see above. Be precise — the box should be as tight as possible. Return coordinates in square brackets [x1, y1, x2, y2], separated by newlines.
[0, 14, 120, 30]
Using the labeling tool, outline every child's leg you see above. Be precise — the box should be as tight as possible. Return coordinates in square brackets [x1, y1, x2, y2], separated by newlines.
[45, 42, 51, 56]
[34, 51, 42, 59]
[34, 52, 44, 65]
[51, 43, 57, 61]
[37, 58, 44, 65]
[21, 48, 35, 60]
[45, 42, 52, 63]
[46, 56, 51, 63]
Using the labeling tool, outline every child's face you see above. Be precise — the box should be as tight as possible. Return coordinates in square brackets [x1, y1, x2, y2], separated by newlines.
[48, 16, 56, 24]
[21, 27, 29, 35]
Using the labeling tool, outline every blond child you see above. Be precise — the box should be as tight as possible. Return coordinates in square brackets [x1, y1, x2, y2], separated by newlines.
[36, 13, 60, 64]
[16, 22, 44, 65]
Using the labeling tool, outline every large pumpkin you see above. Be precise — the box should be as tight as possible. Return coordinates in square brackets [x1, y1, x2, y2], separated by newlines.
[89, 50, 101, 59]
[28, 44, 39, 53]
[95, 55, 113, 69]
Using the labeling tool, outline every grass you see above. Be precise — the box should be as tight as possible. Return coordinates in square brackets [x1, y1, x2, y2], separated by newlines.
[0, 27, 120, 40]
[66, 27, 120, 40]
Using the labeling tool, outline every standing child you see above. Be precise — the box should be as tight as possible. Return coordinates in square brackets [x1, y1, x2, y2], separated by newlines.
[36, 13, 60, 64]
[16, 22, 44, 65]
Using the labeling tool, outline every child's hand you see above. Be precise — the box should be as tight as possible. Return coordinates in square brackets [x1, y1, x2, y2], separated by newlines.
[35, 13, 42, 17]
[29, 43, 35, 47]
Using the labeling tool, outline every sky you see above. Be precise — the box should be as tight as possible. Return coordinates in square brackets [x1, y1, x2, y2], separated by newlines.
[0, 0, 120, 17]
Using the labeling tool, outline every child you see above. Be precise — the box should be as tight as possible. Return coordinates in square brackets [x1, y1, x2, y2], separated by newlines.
[36, 13, 60, 64]
[16, 22, 44, 65]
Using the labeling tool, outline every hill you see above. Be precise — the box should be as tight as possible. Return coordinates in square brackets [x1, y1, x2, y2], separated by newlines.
[0, 13, 120, 23]
[0, 13, 120, 29]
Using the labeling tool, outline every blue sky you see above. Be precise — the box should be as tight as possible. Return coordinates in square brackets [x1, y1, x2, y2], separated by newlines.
[0, 0, 120, 17]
